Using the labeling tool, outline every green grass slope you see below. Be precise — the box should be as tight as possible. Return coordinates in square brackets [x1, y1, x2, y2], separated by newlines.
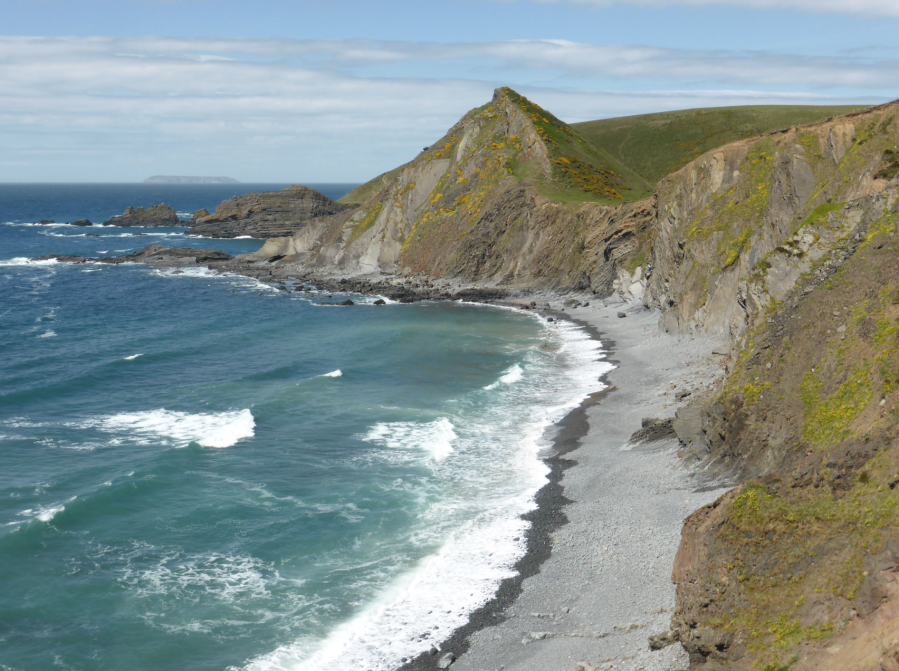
[503, 88, 653, 203]
[337, 164, 408, 206]
[573, 105, 869, 186]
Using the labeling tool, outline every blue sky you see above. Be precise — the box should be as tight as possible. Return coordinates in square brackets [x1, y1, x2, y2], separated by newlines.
[1, 0, 897, 182]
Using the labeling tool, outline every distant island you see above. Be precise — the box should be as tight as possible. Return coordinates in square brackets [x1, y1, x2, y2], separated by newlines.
[144, 176, 240, 184]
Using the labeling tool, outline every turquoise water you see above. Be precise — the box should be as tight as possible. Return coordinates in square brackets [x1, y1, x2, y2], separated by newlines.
[0, 185, 610, 670]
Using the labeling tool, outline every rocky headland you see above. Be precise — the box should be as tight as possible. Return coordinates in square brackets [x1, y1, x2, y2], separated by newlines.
[184, 184, 350, 238]
[103, 204, 181, 227]
[40, 88, 899, 670]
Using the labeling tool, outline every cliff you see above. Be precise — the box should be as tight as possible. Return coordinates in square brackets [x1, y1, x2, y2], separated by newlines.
[254, 87, 654, 294]
[629, 103, 899, 668]
[186, 184, 350, 238]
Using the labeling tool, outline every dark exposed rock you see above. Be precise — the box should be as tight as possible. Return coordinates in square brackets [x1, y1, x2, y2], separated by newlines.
[629, 418, 675, 444]
[43, 244, 232, 268]
[648, 629, 679, 651]
[71, 219, 92, 227]
[37, 219, 55, 225]
[373, 299, 387, 305]
[186, 185, 350, 239]
[103, 204, 180, 227]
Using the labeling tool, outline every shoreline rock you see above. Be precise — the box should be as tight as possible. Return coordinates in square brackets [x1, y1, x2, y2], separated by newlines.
[103, 204, 181, 227]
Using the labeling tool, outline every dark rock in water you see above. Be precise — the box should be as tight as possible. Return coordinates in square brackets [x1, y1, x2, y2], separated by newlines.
[86, 233, 100, 237]
[103, 204, 180, 227]
[546, 317, 555, 322]
[186, 185, 350, 239]
[132, 233, 148, 236]
[33, 254, 87, 263]
[373, 298, 386, 305]
[617, 311, 627, 318]
[71, 219, 92, 227]
[437, 652, 455, 669]
[339, 299, 354, 306]
[37, 219, 55, 225]
[428, 646, 438, 656]
[629, 418, 675, 444]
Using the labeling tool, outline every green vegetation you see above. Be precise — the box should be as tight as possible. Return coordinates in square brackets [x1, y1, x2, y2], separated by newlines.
[346, 202, 383, 244]
[801, 201, 845, 228]
[502, 88, 652, 203]
[718, 439, 899, 668]
[800, 362, 873, 446]
[572, 104, 866, 186]
[339, 164, 407, 205]
[876, 149, 899, 180]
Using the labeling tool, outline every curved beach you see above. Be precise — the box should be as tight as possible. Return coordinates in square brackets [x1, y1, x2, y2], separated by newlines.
[433, 298, 731, 671]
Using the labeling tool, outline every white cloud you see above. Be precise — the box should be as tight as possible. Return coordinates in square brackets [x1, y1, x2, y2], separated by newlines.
[518, 0, 899, 19]
[0, 37, 889, 182]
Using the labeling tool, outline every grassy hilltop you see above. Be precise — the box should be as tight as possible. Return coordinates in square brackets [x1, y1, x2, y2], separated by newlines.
[343, 101, 867, 208]
[573, 104, 867, 187]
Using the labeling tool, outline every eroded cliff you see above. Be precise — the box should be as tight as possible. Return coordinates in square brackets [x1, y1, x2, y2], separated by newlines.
[638, 103, 899, 669]
[253, 88, 654, 293]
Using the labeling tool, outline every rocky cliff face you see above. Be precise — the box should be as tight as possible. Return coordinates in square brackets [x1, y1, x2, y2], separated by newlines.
[186, 185, 350, 238]
[644, 105, 898, 343]
[255, 88, 653, 293]
[103, 204, 180, 227]
[638, 104, 899, 668]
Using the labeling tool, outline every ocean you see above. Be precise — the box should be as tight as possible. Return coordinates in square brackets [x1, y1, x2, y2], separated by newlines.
[0, 184, 611, 670]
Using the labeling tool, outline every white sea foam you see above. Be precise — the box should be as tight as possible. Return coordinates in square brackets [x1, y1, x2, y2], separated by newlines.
[484, 363, 523, 390]
[17, 498, 74, 524]
[0, 257, 59, 266]
[244, 307, 613, 671]
[363, 417, 457, 463]
[121, 549, 274, 603]
[37, 330, 57, 338]
[85, 408, 255, 448]
[320, 370, 342, 378]
[124, 354, 143, 361]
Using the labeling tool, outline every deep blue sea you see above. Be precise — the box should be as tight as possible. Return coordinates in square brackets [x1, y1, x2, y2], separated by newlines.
[0, 184, 610, 671]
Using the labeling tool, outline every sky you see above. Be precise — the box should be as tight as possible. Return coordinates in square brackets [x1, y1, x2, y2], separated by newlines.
[1, 0, 897, 183]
